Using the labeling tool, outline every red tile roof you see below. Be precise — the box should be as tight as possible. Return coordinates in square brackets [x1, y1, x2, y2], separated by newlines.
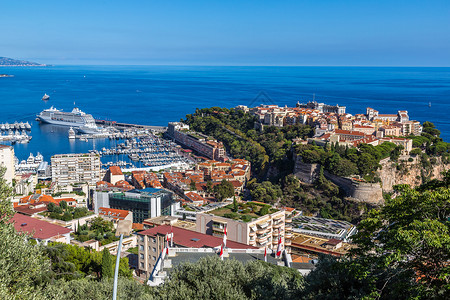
[138, 225, 255, 249]
[334, 129, 365, 136]
[185, 192, 206, 203]
[109, 166, 123, 176]
[14, 205, 48, 216]
[133, 223, 144, 230]
[10, 214, 71, 240]
[98, 207, 130, 220]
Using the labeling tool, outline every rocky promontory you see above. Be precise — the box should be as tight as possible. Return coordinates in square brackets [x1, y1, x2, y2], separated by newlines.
[0, 57, 45, 66]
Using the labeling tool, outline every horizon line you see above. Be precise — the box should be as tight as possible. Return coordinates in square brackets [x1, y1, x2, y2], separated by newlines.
[4, 63, 450, 68]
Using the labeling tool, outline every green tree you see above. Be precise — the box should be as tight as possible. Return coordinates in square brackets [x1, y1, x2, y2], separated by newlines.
[43, 277, 153, 300]
[0, 167, 13, 224]
[155, 256, 304, 299]
[351, 182, 450, 299]
[90, 216, 114, 233]
[214, 179, 235, 201]
[189, 180, 197, 191]
[101, 249, 114, 279]
[73, 207, 89, 219]
[232, 196, 238, 212]
[46, 202, 57, 212]
[59, 200, 68, 210]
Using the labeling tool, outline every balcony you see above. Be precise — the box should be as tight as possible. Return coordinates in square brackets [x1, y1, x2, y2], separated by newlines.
[212, 225, 226, 233]
[273, 215, 282, 221]
[285, 217, 292, 223]
[257, 227, 269, 235]
[249, 231, 256, 236]
[257, 235, 268, 243]
[257, 221, 270, 229]
[285, 239, 291, 246]
[285, 231, 292, 239]
[256, 241, 268, 247]
[272, 222, 283, 229]
[285, 224, 292, 231]
[272, 239, 278, 245]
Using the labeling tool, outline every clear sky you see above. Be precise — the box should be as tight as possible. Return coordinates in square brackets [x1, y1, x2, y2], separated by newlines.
[1, 0, 449, 66]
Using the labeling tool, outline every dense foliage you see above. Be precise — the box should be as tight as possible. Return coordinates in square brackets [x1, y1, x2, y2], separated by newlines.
[185, 107, 313, 179]
[409, 121, 450, 157]
[214, 179, 235, 200]
[185, 107, 371, 222]
[296, 141, 402, 181]
[304, 171, 450, 299]
[154, 256, 304, 299]
[45, 202, 90, 221]
[72, 216, 119, 245]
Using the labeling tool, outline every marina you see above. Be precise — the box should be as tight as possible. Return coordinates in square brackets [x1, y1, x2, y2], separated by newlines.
[1, 122, 32, 131]
[91, 134, 194, 169]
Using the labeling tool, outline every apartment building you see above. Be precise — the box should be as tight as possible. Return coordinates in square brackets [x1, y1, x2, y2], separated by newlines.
[196, 203, 294, 252]
[402, 120, 422, 136]
[167, 122, 225, 161]
[0, 145, 15, 185]
[51, 153, 101, 186]
[137, 224, 254, 277]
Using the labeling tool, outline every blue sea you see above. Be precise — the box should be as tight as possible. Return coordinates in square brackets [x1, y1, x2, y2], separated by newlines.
[0, 66, 449, 162]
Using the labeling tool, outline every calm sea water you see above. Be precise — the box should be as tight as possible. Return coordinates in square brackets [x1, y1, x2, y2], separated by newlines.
[0, 66, 449, 161]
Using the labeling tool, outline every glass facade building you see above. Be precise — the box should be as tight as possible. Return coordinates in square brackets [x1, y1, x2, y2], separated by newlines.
[109, 188, 174, 223]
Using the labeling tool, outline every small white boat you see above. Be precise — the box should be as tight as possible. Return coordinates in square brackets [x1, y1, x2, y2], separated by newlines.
[42, 93, 50, 101]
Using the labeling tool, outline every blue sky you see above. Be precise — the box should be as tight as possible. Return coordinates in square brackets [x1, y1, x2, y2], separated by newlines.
[1, 0, 449, 66]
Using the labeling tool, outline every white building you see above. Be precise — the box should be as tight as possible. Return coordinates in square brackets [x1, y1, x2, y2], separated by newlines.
[51, 153, 101, 186]
[0, 145, 15, 185]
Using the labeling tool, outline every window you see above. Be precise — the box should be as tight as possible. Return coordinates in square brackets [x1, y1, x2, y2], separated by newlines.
[152, 256, 156, 261]
[140, 262, 144, 268]
[151, 237, 156, 243]
[153, 247, 156, 252]
[139, 245, 144, 251]
[140, 235, 144, 242]
[140, 254, 144, 260]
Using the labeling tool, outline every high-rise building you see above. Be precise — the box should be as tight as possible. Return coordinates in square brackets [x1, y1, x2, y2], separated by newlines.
[51, 153, 101, 186]
[137, 224, 255, 277]
[0, 145, 15, 185]
[196, 203, 294, 252]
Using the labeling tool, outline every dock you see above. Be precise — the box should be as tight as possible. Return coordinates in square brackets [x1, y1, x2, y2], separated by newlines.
[95, 119, 167, 133]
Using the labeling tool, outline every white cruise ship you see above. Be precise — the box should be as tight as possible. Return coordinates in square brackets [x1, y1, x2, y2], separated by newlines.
[37, 106, 99, 134]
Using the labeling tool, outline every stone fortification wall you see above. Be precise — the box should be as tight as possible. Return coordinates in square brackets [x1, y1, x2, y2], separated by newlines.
[294, 156, 383, 205]
[323, 171, 383, 205]
[293, 155, 320, 184]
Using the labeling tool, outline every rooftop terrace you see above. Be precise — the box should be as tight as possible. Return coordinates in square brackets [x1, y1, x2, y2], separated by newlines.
[209, 201, 279, 223]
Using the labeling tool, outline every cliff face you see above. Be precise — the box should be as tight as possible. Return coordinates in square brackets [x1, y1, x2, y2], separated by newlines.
[294, 154, 448, 205]
[378, 156, 448, 192]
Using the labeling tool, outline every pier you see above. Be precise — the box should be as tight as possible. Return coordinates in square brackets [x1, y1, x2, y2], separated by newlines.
[95, 119, 167, 133]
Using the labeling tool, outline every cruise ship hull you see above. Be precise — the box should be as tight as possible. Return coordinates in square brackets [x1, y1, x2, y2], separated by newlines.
[37, 107, 100, 133]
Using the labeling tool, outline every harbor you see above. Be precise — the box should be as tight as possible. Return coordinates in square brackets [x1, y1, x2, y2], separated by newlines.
[91, 134, 194, 169]
[0, 122, 33, 143]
